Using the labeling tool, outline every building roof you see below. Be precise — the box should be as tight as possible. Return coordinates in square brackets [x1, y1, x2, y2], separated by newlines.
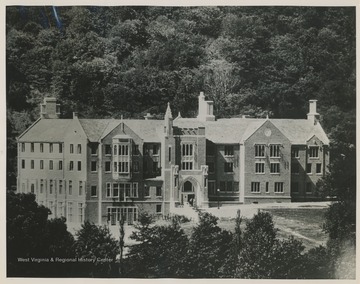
[18, 119, 73, 142]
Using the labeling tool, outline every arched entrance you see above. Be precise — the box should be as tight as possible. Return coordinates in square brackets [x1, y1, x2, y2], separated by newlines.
[181, 180, 196, 206]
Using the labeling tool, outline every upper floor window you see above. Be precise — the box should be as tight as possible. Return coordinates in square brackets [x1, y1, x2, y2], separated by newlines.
[118, 162, 129, 173]
[91, 161, 97, 172]
[69, 161, 74, 171]
[153, 145, 159, 155]
[77, 144, 82, 154]
[90, 143, 98, 155]
[40, 160, 44, 169]
[309, 146, 319, 158]
[255, 162, 265, 173]
[182, 162, 193, 170]
[59, 143, 63, 153]
[119, 145, 129, 156]
[91, 186, 97, 197]
[70, 144, 74, 154]
[156, 186, 162, 197]
[21, 159, 25, 169]
[133, 161, 139, 173]
[105, 161, 111, 172]
[31, 160, 34, 169]
[49, 143, 53, 153]
[59, 161, 63, 170]
[105, 144, 112, 155]
[133, 144, 139, 155]
[49, 160, 53, 170]
[31, 143, 34, 152]
[316, 163, 322, 174]
[255, 144, 265, 157]
[77, 161, 82, 171]
[291, 147, 299, 158]
[182, 143, 193, 156]
[224, 145, 234, 156]
[270, 144, 280, 158]
[306, 163, 312, 174]
[21, 143, 25, 152]
[270, 162, 280, 174]
[40, 143, 44, 153]
[224, 162, 234, 173]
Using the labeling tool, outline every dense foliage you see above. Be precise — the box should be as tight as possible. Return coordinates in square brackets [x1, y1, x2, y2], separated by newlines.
[6, 6, 356, 279]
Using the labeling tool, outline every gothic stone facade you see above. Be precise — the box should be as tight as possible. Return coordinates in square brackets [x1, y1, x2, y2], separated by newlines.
[17, 93, 330, 228]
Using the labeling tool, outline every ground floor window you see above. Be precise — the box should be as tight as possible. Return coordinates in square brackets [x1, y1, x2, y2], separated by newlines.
[156, 204, 162, 213]
[274, 182, 284, 193]
[251, 182, 260, 193]
[107, 207, 138, 225]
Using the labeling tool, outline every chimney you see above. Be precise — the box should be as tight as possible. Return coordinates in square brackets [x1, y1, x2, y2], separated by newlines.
[197, 92, 215, 121]
[307, 99, 319, 125]
[40, 97, 60, 119]
[144, 113, 153, 120]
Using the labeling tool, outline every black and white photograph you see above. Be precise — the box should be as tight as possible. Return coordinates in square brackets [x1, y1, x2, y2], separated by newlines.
[4, 1, 357, 280]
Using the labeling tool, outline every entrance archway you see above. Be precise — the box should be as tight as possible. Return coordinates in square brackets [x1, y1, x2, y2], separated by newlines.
[181, 180, 196, 206]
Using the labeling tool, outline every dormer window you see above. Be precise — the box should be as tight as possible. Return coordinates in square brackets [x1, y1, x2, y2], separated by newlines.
[309, 146, 319, 158]
[224, 145, 234, 156]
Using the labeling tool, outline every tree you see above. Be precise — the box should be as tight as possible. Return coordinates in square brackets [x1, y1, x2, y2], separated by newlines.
[124, 212, 189, 278]
[74, 221, 120, 277]
[186, 212, 233, 278]
[7, 191, 75, 277]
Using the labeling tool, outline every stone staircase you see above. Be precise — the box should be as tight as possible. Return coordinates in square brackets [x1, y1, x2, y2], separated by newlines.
[171, 202, 199, 223]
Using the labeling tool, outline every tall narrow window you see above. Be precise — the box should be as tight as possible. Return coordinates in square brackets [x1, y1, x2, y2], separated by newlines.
[21, 143, 25, 152]
[78, 203, 84, 223]
[77, 144, 81, 154]
[49, 160, 53, 170]
[168, 146, 171, 162]
[40, 143, 44, 153]
[144, 186, 150, 197]
[105, 144, 112, 155]
[59, 143, 63, 153]
[105, 161, 111, 172]
[49, 143, 53, 153]
[67, 202, 73, 222]
[49, 180, 53, 194]
[59, 160, 63, 170]
[106, 183, 112, 197]
[306, 163, 312, 174]
[78, 181, 83, 196]
[251, 182, 260, 193]
[91, 161, 97, 172]
[255, 144, 265, 157]
[270, 144, 280, 158]
[77, 161, 82, 171]
[156, 186, 162, 197]
[31, 143, 34, 152]
[69, 180, 72, 195]
[70, 144, 74, 154]
[59, 180, 63, 195]
[91, 186, 97, 197]
[40, 179, 44, 194]
[40, 160, 44, 169]
[133, 161, 139, 173]
[21, 159, 25, 169]
[291, 147, 299, 158]
[113, 183, 119, 197]
[316, 163, 322, 174]
[69, 161, 74, 171]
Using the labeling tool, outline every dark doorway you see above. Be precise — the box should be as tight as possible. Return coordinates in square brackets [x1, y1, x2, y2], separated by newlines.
[183, 181, 193, 192]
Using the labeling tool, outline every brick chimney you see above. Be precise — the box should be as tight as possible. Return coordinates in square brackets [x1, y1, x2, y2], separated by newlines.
[40, 97, 60, 119]
[307, 100, 319, 125]
[197, 92, 215, 121]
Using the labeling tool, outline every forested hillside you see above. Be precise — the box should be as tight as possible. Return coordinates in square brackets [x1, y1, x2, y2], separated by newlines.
[6, 6, 355, 189]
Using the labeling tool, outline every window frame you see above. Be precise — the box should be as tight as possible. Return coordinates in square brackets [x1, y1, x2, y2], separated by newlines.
[251, 182, 261, 193]
[255, 144, 265, 158]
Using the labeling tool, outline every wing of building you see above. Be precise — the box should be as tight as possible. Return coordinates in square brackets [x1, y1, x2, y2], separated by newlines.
[17, 93, 330, 228]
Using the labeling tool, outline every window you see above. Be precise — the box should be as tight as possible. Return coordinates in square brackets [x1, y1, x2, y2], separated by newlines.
[274, 182, 284, 193]
[114, 162, 118, 172]
[119, 162, 129, 173]
[31, 143, 34, 152]
[270, 144, 280, 158]
[113, 145, 118, 155]
[207, 162, 215, 174]
[91, 186, 97, 197]
[105, 144, 112, 155]
[77, 161, 81, 171]
[153, 145, 159, 155]
[106, 183, 112, 197]
[119, 145, 129, 156]
[59, 160, 63, 170]
[107, 207, 138, 225]
[49, 143, 53, 153]
[182, 162, 193, 170]
[68, 180, 72, 195]
[91, 143, 98, 155]
[31, 160, 34, 169]
[309, 146, 319, 158]
[58, 202, 65, 218]
[49, 160, 53, 170]
[270, 162, 280, 174]
[70, 144, 74, 154]
[91, 161, 97, 172]
[224, 162, 234, 173]
[132, 183, 138, 198]
[316, 163, 322, 174]
[156, 204, 162, 213]
[69, 161, 74, 171]
[153, 161, 158, 173]
[39, 160, 44, 169]
[105, 161, 111, 172]
[30, 184, 35, 194]
[144, 186, 151, 197]
[156, 186, 162, 197]
[78, 181, 83, 196]
[168, 146, 171, 162]
[291, 182, 299, 194]
[78, 203, 84, 223]
[208, 181, 216, 195]
[49, 180, 53, 194]
[40, 143, 44, 153]
[59, 143, 63, 153]
[21, 143, 25, 152]
[255, 162, 265, 173]
[113, 183, 119, 197]
[133, 144, 139, 155]
[67, 202, 73, 222]
[224, 145, 234, 156]
[306, 182, 312, 194]
[133, 161, 139, 173]
[59, 180, 63, 195]
[255, 144, 265, 157]
[182, 143, 193, 156]
[40, 179, 44, 194]
[265, 182, 269, 193]
[48, 201, 54, 217]
[251, 182, 260, 193]
[291, 163, 299, 174]
[291, 147, 299, 158]
[306, 163, 312, 174]
[21, 159, 25, 169]
[77, 144, 81, 154]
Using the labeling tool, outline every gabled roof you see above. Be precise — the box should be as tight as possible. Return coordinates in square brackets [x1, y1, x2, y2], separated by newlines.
[18, 119, 73, 142]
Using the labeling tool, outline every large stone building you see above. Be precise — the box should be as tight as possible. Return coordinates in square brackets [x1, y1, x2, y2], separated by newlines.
[17, 93, 329, 228]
